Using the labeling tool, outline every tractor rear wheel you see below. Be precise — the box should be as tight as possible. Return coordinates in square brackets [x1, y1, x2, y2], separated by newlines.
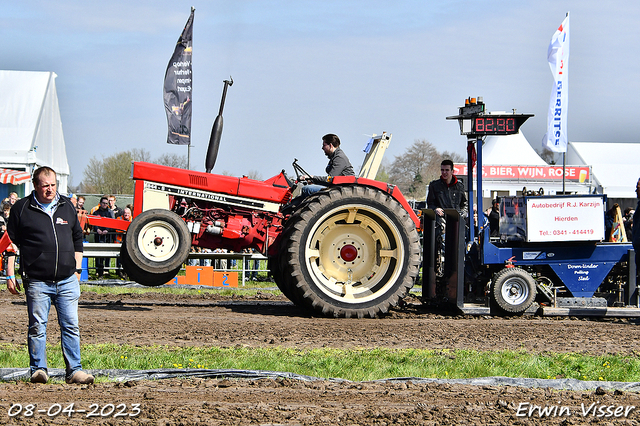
[269, 254, 296, 301]
[491, 267, 537, 313]
[123, 209, 191, 277]
[279, 185, 421, 318]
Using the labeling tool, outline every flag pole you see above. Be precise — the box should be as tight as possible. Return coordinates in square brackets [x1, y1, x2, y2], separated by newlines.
[563, 11, 567, 194]
[563, 153, 566, 193]
[188, 6, 194, 171]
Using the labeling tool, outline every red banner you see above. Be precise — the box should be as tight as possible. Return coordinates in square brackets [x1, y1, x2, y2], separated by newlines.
[454, 164, 590, 182]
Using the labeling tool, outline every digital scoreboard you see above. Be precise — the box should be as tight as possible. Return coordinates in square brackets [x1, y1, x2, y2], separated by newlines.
[446, 97, 533, 136]
[473, 116, 518, 135]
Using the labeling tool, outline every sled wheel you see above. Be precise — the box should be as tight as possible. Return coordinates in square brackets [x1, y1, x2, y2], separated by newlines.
[491, 267, 537, 313]
[124, 209, 191, 274]
[281, 185, 421, 318]
[120, 243, 181, 286]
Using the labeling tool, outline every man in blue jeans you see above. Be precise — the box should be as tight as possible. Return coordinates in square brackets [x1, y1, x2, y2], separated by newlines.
[6, 166, 94, 385]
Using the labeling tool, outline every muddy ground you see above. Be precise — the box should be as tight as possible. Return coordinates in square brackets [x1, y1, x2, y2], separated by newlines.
[1, 288, 640, 425]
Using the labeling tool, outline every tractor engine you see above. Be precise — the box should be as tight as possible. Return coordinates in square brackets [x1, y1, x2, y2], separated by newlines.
[169, 195, 285, 255]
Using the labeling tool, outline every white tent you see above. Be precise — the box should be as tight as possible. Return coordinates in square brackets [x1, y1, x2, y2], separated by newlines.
[0, 70, 70, 194]
[482, 132, 547, 166]
[567, 141, 639, 199]
[475, 132, 592, 197]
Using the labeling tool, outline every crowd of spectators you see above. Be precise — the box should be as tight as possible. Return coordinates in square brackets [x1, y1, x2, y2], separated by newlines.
[0, 192, 19, 234]
[84, 194, 132, 278]
[0, 192, 19, 272]
[3, 183, 637, 284]
[605, 203, 635, 242]
[0, 189, 270, 282]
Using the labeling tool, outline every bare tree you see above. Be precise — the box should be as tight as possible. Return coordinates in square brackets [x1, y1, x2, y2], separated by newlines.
[387, 140, 464, 199]
[81, 148, 192, 195]
[374, 159, 390, 182]
[131, 148, 152, 163]
[155, 153, 188, 169]
[388, 140, 439, 199]
[83, 151, 136, 195]
[245, 169, 263, 180]
[82, 156, 107, 194]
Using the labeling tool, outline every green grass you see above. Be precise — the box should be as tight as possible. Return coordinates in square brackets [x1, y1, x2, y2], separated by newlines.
[1, 344, 639, 383]
[79, 281, 281, 297]
[0, 281, 631, 384]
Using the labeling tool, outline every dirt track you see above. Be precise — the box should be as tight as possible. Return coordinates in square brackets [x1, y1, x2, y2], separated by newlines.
[2, 288, 640, 425]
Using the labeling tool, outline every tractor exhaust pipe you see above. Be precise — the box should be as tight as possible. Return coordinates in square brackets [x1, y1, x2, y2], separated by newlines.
[205, 77, 233, 173]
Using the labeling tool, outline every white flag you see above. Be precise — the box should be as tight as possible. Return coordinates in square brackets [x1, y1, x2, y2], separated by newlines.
[545, 13, 570, 153]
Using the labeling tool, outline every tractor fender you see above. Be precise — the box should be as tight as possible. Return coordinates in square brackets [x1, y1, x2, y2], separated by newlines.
[86, 215, 131, 232]
[329, 176, 420, 228]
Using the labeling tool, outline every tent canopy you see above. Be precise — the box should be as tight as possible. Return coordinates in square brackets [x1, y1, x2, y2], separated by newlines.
[0, 70, 69, 193]
[0, 168, 31, 185]
[474, 132, 594, 197]
[482, 132, 547, 166]
[567, 142, 639, 199]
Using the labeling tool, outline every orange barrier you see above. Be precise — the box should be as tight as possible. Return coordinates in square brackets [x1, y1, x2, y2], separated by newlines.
[166, 266, 238, 287]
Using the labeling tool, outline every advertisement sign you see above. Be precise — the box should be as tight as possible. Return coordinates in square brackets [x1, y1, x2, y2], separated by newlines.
[454, 164, 589, 182]
[526, 196, 604, 242]
[549, 262, 615, 297]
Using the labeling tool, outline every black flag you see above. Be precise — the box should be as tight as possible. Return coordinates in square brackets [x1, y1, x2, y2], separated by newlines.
[164, 8, 194, 145]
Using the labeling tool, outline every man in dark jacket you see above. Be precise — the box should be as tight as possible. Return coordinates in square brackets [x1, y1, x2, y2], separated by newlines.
[6, 166, 94, 385]
[488, 199, 500, 237]
[426, 159, 467, 276]
[427, 159, 467, 218]
[633, 178, 640, 280]
[299, 133, 355, 197]
[93, 196, 115, 277]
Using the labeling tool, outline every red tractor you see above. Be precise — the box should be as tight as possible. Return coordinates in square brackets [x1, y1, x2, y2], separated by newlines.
[100, 160, 421, 318]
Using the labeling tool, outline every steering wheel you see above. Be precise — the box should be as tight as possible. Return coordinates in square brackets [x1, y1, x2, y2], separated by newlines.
[292, 158, 312, 183]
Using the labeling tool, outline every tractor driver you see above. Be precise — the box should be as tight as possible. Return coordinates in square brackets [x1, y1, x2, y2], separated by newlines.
[298, 133, 355, 197]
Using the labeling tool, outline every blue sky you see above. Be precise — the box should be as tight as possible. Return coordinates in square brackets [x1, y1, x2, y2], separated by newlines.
[3, 0, 639, 185]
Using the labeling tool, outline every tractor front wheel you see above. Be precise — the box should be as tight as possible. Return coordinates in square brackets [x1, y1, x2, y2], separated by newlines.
[121, 209, 191, 285]
[120, 243, 182, 286]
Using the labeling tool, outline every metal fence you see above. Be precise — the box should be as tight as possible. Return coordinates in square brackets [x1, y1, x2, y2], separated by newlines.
[82, 243, 268, 286]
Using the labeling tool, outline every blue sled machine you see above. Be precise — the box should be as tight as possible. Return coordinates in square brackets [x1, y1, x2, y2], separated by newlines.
[422, 98, 639, 317]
